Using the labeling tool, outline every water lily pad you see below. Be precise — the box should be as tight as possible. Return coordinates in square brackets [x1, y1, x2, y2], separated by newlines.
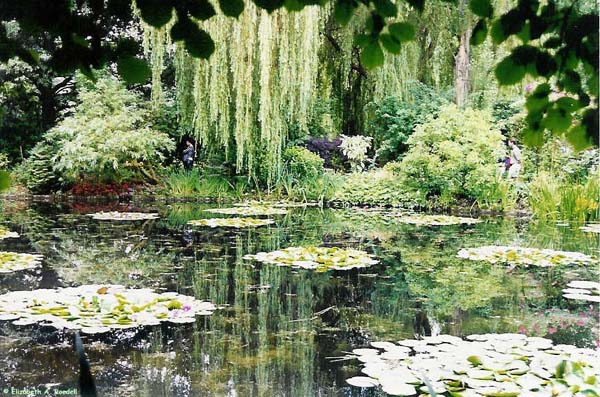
[0, 227, 19, 240]
[0, 251, 43, 273]
[580, 224, 600, 233]
[0, 285, 216, 333]
[346, 376, 379, 387]
[187, 217, 275, 228]
[395, 214, 481, 226]
[234, 200, 318, 208]
[562, 280, 600, 303]
[243, 246, 379, 272]
[339, 334, 600, 397]
[457, 246, 596, 267]
[88, 212, 160, 221]
[204, 206, 288, 216]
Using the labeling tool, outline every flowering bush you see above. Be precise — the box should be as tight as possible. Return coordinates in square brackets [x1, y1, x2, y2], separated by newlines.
[339, 135, 373, 172]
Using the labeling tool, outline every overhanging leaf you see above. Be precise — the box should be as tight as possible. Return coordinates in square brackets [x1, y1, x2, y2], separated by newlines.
[184, 27, 215, 59]
[471, 19, 487, 46]
[469, 0, 493, 18]
[360, 40, 384, 69]
[116, 56, 151, 84]
[388, 22, 415, 42]
[218, 0, 244, 17]
[495, 55, 525, 85]
[334, 0, 355, 25]
[379, 33, 401, 54]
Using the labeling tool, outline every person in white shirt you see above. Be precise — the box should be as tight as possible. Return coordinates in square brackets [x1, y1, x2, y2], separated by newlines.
[507, 138, 522, 178]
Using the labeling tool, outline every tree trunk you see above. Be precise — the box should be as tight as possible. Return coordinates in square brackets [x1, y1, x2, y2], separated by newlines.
[454, 30, 470, 107]
[455, 0, 470, 107]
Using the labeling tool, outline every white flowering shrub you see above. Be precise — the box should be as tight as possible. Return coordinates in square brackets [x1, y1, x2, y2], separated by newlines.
[339, 135, 373, 172]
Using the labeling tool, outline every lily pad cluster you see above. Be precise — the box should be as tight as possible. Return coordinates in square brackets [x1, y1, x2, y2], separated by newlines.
[187, 218, 275, 228]
[234, 200, 317, 208]
[0, 251, 43, 273]
[243, 246, 379, 272]
[562, 281, 600, 303]
[395, 214, 481, 226]
[579, 224, 600, 234]
[204, 206, 288, 216]
[0, 227, 19, 240]
[87, 211, 160, 221]
[0, 285, 216, 334]
[342, 334, 599, 396]
[457, 246, 596, 267]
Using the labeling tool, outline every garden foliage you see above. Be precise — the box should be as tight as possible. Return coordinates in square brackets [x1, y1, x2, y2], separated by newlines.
[368, 82, 451, 163]
[400, 105, 504, 204]
[22, 76, 173, 188]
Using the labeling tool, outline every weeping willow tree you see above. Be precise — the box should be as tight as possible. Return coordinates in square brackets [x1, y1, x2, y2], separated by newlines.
[145, 4, 325, 187]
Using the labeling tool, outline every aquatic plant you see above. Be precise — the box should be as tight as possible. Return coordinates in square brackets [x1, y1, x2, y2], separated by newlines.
[88, 211, 160, 221]
[395, 214, 481, 226]
[243, 246, 378, 272]
[340, 333, 599, 396]
[580, 224, 600, 234]
[233, 201, 318, 208]
[0, 251, 43, 273]
[0, 227, 19, 240]
[204, 206, 288, 216]
[457, 246, 596, 267]
[562, 281, 600, 303]
[187, 218, 275, 228]
[0, 285, 216, 334]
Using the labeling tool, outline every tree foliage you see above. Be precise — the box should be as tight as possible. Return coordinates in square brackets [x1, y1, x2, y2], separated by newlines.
[0, 0, 597, 149]
[400, 104, 504, 203]
[21, 75, 174, 188]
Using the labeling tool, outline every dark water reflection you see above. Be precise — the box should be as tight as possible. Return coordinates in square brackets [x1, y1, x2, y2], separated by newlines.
[0, 200, 598, 396]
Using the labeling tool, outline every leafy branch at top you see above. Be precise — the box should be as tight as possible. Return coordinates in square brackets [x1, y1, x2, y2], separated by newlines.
[0, 0, 597, 148]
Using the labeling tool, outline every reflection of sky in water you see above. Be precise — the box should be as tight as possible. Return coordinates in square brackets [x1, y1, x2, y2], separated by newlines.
[0, 200, 598, 396]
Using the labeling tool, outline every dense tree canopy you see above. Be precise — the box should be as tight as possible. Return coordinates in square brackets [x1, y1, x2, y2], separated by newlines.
[0, 0, 597, 150]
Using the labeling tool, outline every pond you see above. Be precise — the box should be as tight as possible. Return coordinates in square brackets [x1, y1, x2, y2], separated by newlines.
[0, 199, 598, 396]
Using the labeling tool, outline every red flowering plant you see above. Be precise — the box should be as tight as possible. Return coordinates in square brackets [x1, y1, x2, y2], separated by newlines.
[516, 306, 599, 349]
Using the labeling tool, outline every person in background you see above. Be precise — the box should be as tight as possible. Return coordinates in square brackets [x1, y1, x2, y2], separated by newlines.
[182, 140, 195, 171]
[507, 138, 522, 178]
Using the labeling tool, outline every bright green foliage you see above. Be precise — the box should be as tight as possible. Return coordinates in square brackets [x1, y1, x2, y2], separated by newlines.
[400, 105, 504, 204]
[529, 171, 599, 222]
[334, 168, 424, 207]
[368, 82, 451, 163]
[282, 146, 324, 182]
[44, 76, 173, 184]
[161, 169, 247, 200]
[14, 138, 62, 193]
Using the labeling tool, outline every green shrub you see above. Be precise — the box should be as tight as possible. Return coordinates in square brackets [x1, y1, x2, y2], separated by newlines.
[334, 168, 425, 207]
[400, 105, 504, 204]
[367, 82, 451, 163]
[25, 75, 174, 188]
[282, 146, 324, 181]
[14, 140, 61, 193]
[280, 146, 337, 202]
[160, 168, 248, 200]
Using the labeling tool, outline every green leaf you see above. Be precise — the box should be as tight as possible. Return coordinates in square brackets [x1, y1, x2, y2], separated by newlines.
[117, 56, 151, 84]
[136, 0, 174, 27]
[254, 0, 285, 12]
[556, 360, 567, 379]
[379, 33, 401, 54]
[555, 97, 582, 113]
[534, 52, 556, 77]
[187, 0, 216, 20]
[495, 56, 525, 85]
[360, 40, 384, 69]
[467, 356, 482, 366]
[388, 22, 415, 42]
[0, 170, 10, 191]
[218, 0, 244, 17]
[284, 0, 304, 11]
[522, 127, 544, 147]
[559, 70, 582, 93]
[184, 27, 215, 59]
[566, 126, 593, 151]
[373, 0, 397, 17]
[470, 19, 487, 46]
[543, 108, 571, 133]
[469, 0, 493, 18]
[334, 0, 355, 25]
[354, 33, 370, 47]
[588, 74, 599, 97]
